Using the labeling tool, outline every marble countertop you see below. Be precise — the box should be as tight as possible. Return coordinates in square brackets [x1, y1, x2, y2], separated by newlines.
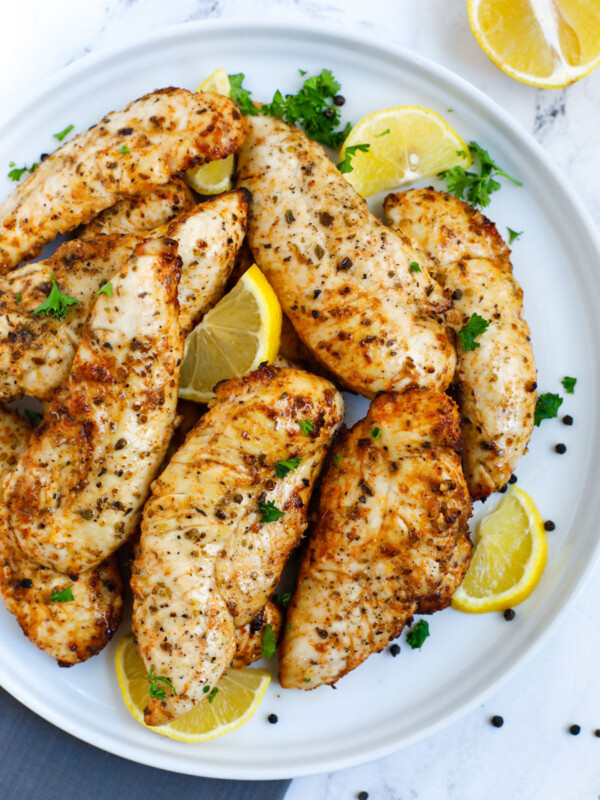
[1, 2, 599, 798]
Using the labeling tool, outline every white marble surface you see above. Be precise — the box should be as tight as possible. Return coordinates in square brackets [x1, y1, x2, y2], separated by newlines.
[1, 1, 600, 798]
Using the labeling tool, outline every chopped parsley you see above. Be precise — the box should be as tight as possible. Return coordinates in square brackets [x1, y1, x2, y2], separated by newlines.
[409, 261, 421, 273]
[375, 128, 390, 137]
[337, 143, 370, 174]
[296, 419, 314, 435]
[274, 456, 302, 478]
[98, 282, 113, 296]
[439, 141, 522, 208]
[25, 409, 43, 427]
[228, 69, 352, 147]
[333, 453, 342, 466]
[279, 592, 292, 608]
[207, 687, 219, 704]
[119, 144, 130, 154]
[534, 393, 563, 426]
[32, 274, 79, 321]
[49, 586, 74, 603]
[561, 376, 577, 394]
[8, 161, 38, 182]
[303, 677, 312, 683]
[147, 668, 176, 699]
[406, 619, 429, 649]
[257, 500, 285, 523]
[507, 228, 522, 244]
[458, 313, 490, 351]
[261, 623, 277, 659]
[15, 293, 21, 303]
[370, 426, 381, 440]
[54, 124, 74, 142]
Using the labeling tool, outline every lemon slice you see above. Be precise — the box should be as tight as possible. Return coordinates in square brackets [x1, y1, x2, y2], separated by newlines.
[452, 486, 548, 613]
[179, 264, 282, 403]
[115, 635, 271, 742]
[186, 68, 235, 194]
[339, 106, 471, 198]
[468, 0, 600, 89]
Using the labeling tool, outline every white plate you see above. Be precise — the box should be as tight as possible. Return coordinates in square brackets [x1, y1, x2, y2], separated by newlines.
[1, 19, 600, 781]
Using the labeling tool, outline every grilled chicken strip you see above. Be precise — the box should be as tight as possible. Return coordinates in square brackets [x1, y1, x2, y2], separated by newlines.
[79, 179, 196, 239]
[0, 407, 123, 666]
[279, 388, 471, 689]
[132, 365, 344, 725]
[0, 87, 245, 271]
[236, 115, 456, 398]
[4, 237, 183, 574]
[384, 189, 536, 498]
[0, 190, 248, 402]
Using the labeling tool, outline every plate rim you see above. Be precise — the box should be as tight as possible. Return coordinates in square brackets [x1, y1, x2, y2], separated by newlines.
[1, 16, 600, 780]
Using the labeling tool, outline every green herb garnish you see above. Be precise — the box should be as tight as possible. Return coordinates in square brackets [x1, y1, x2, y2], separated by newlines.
[15, 293, 21, 303]
[406, 619, 429, 649]
[439, 141, 522, 208]
[333, 453, 342, 466]
[279, 592, 292, 608]
[337, 143, 370, 174]
[261, 624, 277, 659]
[8, 162, 38, 181]
[534, 393, 563, 426]
[25, 409, 43, 427]
[257, 500, 285, 523]
[375, 128, 390, 137]
[98, 282, 112, 296]
[32, 274, 79, 321]
[50, 586, 74, 603]
[274, 456, 302, 478]
[561, 376, 576, 394]
[507, 228, 522, 244]
[296, 419, 314, 435]
[54, 124, 74, 142]
[119, 145, 130, 154]
[147, 668, 176, 699]
[207, 687, 219, 704]
[370, 426, 381, 440]
[228, 73, 259, 116]
[409, 262, 421, 273]
[458, 313, 490, 351]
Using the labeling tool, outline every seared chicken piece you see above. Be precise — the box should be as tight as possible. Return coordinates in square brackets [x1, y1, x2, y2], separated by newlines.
[236, 115, 456, 398]
[231, 601, 283, 669]
[132, 365, 344, 725]
[0, 87, 245, 271]
[279, 388, 471, 689]
[0, 190, 248, 401]
[0, 406, 123, 666]
[4, 237, 183, 574]
[79, 179, 196, 239]
[385, 189, 536, 498]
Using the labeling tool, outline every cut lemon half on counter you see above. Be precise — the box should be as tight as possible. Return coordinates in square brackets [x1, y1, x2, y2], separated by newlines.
[186, 67, 235, 194]
[179, 264, 282, 403]
[115, 635, 271, 743]
[339, 106, 471, 198]
[468, 0, 600, 89]
[452, 486, 548, 613]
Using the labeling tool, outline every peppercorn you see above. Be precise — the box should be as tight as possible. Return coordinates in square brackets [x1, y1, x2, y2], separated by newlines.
[452, 289, 463, 300]
[555, 443, 567, 454]
[357, 792, 369, 800]
[491, 715, 504, 728]
[503, 609, 516, 621]
[569, 724, 581, 736]
[114, 438, 127, 450]
[333, 94, 345, 106]
[508, 474, 517, 484]
[544, 520, 556, 532]
[499, 484, 508, 493]
[389, 644, 400, 657]
[562, 415, 574, 426]
[268, 713, 278, 724]
[323, 107, 334, 119]
[594, 729, 600, 738]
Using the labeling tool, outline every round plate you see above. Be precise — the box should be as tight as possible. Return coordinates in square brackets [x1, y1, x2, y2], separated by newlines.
[1, 19, 599, 781]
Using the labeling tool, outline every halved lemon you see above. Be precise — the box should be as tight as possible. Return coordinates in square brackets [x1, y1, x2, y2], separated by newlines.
[452, 486, 548, 613]
[339, 106, 471, 198]
[115, 635, 271, 743]
[186, 68, 235, 194]
[178, 264, 282, 403]
[468, 0, 600, 89]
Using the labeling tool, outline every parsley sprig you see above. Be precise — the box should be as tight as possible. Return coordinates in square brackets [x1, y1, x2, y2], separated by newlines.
[257, 500, 285, 523]
[337, 143, 370, 174]
[406, 619, 429, 649]
[439, 141, 522, 208]
[8, 161, 38, 182]
[33, 275, 79, 321]
[458, 313, 490, 352]
[50, 585, 74, 603]
[274, 456, 302, 478]
[261, 624, 277, 659]
[296, 419, 314, 435]
[147, 668, 176, 700]
[228, 69, 351, 148]
[534, 393, 563, 426]
[561, 376, 576, 394]
[54, 124, 74, 142]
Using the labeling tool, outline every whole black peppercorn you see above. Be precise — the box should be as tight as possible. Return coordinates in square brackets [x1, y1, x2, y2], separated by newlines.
[569, 724, 581, 735]
[323, 107, 335, 119]
[389, 644, 400, 657]
[114, 438, 127, 451]
[544, 520, 556, 532]
[357, 792, 369, 800]
[562, 415, 574, 426]
[499, 484, 508, 493]
[268, 713, 278, 724]
[333, 94, 345, 106]
[555, 443, 567, 454]
[491, 715, 504, 728]
[594, 729, 600, 738]
[503, 609, 516, 621]
[508, 474, 517, 484]
[452, 289, 463, 300]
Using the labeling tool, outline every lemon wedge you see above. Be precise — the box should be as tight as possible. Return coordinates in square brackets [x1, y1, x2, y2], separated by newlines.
[339, 106, 471, 198]
[186, 68, 235, 194]
[468, 0, 600, 89]
[178, 264, 282, 403]
[452, 486, 548, 613]
[115, 635, 271, 743]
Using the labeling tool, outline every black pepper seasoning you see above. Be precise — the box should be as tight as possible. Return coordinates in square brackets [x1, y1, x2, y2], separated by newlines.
[323, 107, 334, 119]
[562, 415, 574, 426]
[267, 713, 278, 724]
[499, 484, 508, 493]
[357, 793, 369, 800]
[508, 474, 517, 484]
[491, 715, 504, 728]
[555, 443, 567, 454]
[452, 289, 463, 301]
[389, 644, 400, 657]
[333, 94, 345, 106]
[503, 609, 516, 621]
[544, 520, 556, 532]
[569, 724, 581, 736]
[594, 729, 600, 738]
